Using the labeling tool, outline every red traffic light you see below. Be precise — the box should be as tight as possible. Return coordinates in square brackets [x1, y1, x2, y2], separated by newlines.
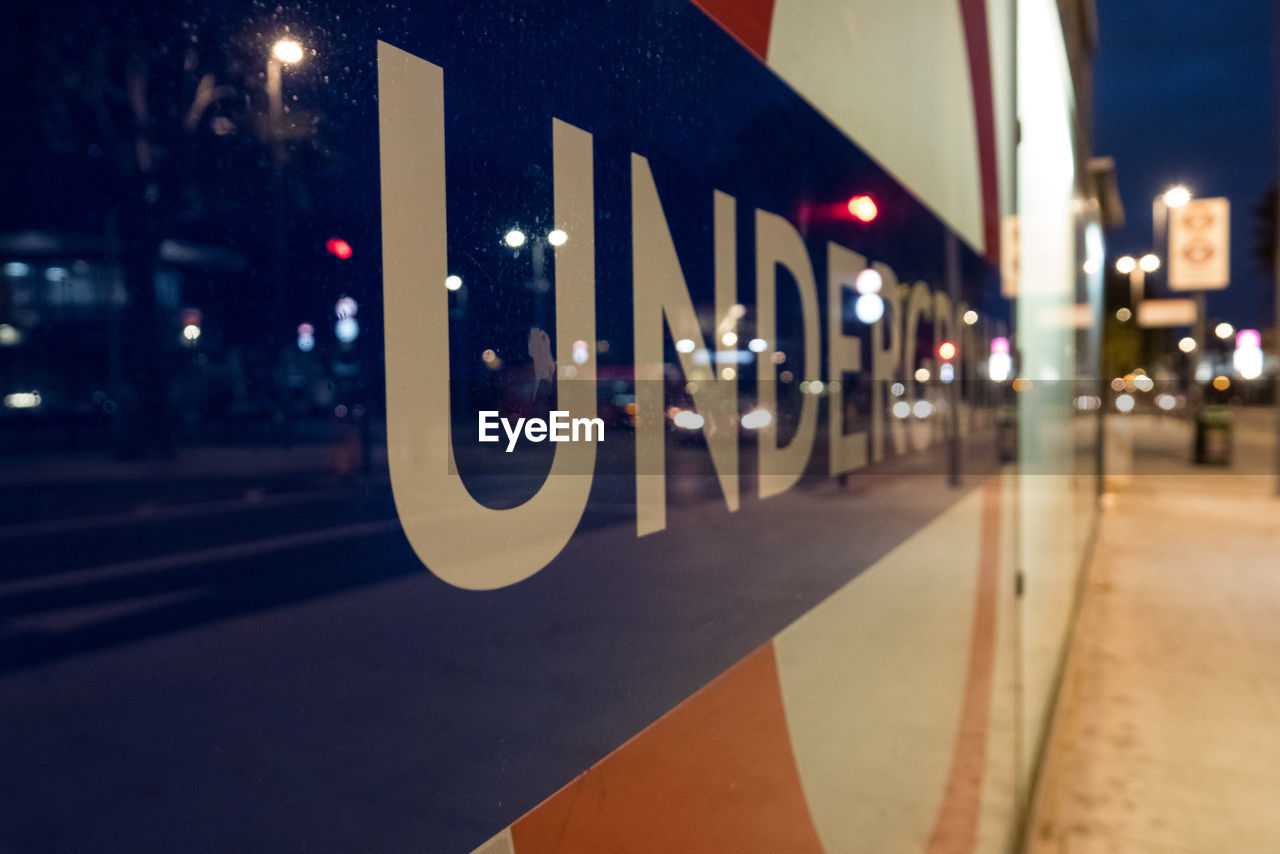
[325, 238, 353, 260]
[847, 195, 878, 223]
[938, 341, 957, 360]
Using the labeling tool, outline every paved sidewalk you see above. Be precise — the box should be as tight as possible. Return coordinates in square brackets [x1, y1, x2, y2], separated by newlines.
[1028, 414, 1280, 853]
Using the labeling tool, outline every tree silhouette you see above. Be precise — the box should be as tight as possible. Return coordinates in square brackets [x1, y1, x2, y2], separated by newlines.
[12, 2, 323, 454]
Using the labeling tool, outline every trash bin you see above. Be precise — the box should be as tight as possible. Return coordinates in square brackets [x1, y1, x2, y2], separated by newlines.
[1193, 405, 1233, 465]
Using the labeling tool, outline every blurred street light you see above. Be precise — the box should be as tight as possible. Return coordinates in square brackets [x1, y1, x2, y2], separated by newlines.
[1235, 329, 1263, 380]
[273, 39, 304, 64]
[1215, 322, 1235, 339]
[297, 322, 315, 352]
[854, 268, 882, 294]
[335, 317, 359, 344]
[1178, 336, 1197, 353]
[1163, 185, 1191, 208]
[1116, 253, 1157, 312]
[180, 308, 203, 346]
[989, 337, 1012, 382]
[854, 293, 884, 323]
[335, 295, 358, 319]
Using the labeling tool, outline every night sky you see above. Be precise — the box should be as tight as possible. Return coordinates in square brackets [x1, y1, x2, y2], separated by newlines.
[1093, 0, 1276, 329]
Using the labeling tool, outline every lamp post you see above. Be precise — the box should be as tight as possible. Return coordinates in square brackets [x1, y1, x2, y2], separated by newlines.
[506, 226, 569, 329]
[1154, 185, 1191, 259]
[267, 39, 303, 166]
[267, 38, 303, 445]
[1153, 185, 1190, 300]
[1153, 186, 1207, 374]
[266, 40, 303, 155]
[1115, 252, 1160, 317]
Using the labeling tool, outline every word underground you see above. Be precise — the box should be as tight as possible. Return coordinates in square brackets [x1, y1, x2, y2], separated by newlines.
[378, 42, 1000, 590]
[479, 410, 605, 452]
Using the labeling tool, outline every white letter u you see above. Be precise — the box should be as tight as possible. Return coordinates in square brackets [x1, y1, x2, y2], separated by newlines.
[377, 41, 597, 590]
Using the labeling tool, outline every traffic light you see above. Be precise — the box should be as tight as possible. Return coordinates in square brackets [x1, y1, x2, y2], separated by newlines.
[325, 238, 353, 260]
[180, 307, 202, 346]
[297, 322, 315, 352]
[938, 341, 956, 383]
[847, 195, 878, 223]
[334, 296, 359, 345]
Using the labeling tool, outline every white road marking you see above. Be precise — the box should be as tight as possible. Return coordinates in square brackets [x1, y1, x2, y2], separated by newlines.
[5, 588, 208, 634]
[0, 518, 402, 597]
[0, 486, 354, 539]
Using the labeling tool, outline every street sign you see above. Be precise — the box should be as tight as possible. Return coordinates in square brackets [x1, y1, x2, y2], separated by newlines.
[1168, 197, 1230, 291]
[1137, 298, 1197, 327]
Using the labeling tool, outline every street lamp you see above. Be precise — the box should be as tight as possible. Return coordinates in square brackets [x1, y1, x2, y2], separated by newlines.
[1114, 253, 1162, 321]
[1163, 185, 1191, 209]
[273, 39, 303, 63]
[265, 36, 307, 445]
[505, 226, 573, 320]
[1154, 185, 1192, 249]
[1153, 185, 1207, 344]
[268, 39, 304, 159]
[1115, 254, 1158, 317]
[1151, 186, 1190, 297]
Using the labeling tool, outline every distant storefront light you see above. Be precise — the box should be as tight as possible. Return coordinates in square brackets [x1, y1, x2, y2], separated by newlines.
[4, 391, 41, 409]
